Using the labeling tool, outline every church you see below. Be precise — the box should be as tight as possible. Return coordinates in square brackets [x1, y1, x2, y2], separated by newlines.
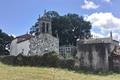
[9, 11, 120, 71]
[10, 12, 59, 56]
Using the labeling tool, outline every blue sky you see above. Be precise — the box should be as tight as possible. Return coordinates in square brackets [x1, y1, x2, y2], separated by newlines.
[0, 0, 120, 41]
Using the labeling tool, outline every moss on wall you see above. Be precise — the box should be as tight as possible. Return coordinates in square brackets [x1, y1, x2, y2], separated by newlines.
[77, 43, 110, 71]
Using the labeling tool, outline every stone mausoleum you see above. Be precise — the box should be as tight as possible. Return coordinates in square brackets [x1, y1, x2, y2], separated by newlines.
[76, 33, 119, 71]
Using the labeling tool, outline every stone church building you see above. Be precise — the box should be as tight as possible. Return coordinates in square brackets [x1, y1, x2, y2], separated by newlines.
[10, 12, 59, 56]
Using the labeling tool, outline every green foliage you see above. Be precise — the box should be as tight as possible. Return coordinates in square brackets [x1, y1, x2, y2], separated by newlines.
[45, 11, 60, 18]
[0, 56, 15, 65]
[45, 11, 92, 46]
[0, 29, 14, 55]
[0, 52, 75, 69]
[58, 59, 75, 69]
[30, 11, 92, 46]
[41, 51, 59, 67]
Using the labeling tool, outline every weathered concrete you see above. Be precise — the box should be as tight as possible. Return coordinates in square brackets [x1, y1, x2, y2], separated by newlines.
[76, 36, 120, 72]
[77, 43, 110, 71]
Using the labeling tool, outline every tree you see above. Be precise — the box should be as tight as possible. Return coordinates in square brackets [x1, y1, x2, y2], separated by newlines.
[30, 11, 92, 46]
[46, 12, 92, 46]
[45, 11, 60, 19]
[0, 29, 14, 55]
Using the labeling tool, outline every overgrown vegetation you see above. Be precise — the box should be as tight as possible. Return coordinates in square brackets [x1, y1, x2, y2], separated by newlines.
[1, 51, 120, 80]
[0, 52, 75, 69]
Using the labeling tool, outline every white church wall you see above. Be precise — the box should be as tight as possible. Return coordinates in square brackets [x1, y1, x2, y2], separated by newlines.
[17, 40, 30, 56]
[10, 39, 17, 56]
[10, 39, 30, 56]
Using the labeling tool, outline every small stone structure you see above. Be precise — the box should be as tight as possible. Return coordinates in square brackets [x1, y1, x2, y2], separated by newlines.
[76, 36, 119, 71]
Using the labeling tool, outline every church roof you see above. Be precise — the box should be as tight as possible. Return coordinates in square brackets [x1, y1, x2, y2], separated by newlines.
[16, 34, 32, 43]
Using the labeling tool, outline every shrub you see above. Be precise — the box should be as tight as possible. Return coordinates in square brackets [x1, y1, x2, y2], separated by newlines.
[0, 55, 15, 65]
[58, 59, 75, 69]
[0, 51, 75, 69]
[41, 51, 59, 67]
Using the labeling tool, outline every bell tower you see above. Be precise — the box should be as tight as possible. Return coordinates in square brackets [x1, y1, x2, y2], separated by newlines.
[29, 10, 59, 56]
[37, 10, 52, 35]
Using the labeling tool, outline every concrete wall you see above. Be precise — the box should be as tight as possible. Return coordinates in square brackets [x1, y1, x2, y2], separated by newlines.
[112, 56, 120, 70]
[77, 43, 110, 71]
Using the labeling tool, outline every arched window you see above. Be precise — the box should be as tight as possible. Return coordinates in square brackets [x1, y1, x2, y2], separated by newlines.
[46, 23, 49, 33]
[42, 22, 45, 33]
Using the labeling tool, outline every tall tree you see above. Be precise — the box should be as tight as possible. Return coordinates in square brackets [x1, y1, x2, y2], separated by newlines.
[45, 11, 60, 18]
[31, 11, 92, 46]
[0, 29, 14, 55]
[48, 12, 92, 46]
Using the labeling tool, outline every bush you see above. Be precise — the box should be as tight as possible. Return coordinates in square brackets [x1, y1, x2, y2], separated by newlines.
[0, 55, 15, 65]
[58, 59, 75, 69]
[0, 51, 75, 69]
[41, 51, 59, 67]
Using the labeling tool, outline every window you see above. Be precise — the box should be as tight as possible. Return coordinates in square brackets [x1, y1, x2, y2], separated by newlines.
[46, 23, 49, 33]
[42, 22, 45, 33]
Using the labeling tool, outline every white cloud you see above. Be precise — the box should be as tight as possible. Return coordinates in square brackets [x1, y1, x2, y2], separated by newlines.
[81, 0, 99, 10]
[104, 0, 111, 3]
[85, 12, 120, 41]
[86, 12, 120, 30]
[112, 32, 120, 41]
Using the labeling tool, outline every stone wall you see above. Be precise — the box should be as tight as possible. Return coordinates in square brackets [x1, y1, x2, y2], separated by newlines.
[29, 34, 59, 55]
[76, 43, 111, 71]
[112, 55, 120, 70]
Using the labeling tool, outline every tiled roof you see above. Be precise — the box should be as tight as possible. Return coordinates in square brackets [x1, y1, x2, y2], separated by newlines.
[16, 34, 32, 43]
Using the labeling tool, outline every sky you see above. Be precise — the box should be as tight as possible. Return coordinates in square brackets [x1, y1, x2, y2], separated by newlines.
[0, 0, 120, 41]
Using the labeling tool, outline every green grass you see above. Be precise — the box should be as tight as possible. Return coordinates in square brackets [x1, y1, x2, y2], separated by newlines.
[0, 63, 120, 80]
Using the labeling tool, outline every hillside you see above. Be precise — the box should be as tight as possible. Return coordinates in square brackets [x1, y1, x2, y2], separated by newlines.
[0, 63, 120, 80]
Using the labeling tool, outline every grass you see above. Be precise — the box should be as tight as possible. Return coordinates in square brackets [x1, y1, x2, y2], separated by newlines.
[0, 63, 120, 80]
